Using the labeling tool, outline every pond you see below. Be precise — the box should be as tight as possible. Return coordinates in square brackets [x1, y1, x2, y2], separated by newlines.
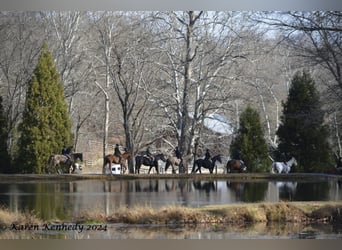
[0, 176, 342, 239]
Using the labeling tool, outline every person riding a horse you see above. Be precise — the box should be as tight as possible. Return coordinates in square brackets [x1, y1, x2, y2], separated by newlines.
[235, 149, 245, 166]
[175, 146, 182, 160]
[62, 145, 73, 162]
[204, 149, 211, 162]
[114, 144, 122, 163]
[145, 146, 154, 162]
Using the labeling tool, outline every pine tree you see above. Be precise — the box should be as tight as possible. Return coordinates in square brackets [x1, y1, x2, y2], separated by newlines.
[277, 71, 332, 173]
[0, 96, 11, 173]
[230, 105, 270, 172]
[16, 42, 72, 173]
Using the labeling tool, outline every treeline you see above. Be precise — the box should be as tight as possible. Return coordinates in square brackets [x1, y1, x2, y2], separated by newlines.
[0, 11, 341, 173]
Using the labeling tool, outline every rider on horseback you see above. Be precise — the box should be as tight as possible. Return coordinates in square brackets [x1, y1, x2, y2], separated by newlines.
[114, 144, 122, 163]
[204, 148, 211, 160]
[62, 144, 73, 166]
[236, 149, 245, 166]
[145, 146, 154, 162]
[175, 146, 182, 160]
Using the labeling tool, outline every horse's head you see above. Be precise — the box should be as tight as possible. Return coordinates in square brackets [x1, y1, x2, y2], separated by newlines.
[123, 151, 132, 159]
[212, 154, 222, 164]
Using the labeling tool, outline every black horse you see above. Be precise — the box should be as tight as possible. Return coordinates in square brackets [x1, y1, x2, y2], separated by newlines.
[135, 153, 167, 174]
[191, 154, 222, 174]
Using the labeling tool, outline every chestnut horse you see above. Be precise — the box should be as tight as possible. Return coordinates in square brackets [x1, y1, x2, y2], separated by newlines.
[103, 151, 132, 174]
[226, 159, 247, 173]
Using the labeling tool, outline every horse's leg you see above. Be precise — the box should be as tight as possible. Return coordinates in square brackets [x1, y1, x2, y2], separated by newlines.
[165, 161, 169, 172]
[171, 163, 176, 174]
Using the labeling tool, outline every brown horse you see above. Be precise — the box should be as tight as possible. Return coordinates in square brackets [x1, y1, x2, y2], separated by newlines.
[103, 151, 132, 174]
[226, 159, 247, 173]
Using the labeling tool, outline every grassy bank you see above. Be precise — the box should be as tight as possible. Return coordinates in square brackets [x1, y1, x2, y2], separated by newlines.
[1, 202, 342, 227]
[74, 201, 342, 225]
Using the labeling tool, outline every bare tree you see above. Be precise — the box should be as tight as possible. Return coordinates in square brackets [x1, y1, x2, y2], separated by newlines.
[256, 11, 342, 154]
[0, 12, 45, 156]
[146, 11, 252, 168]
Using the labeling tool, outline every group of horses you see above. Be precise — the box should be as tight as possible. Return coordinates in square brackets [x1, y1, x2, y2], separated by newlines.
[101, 150, 297, 175]
[46, 146, 299, 175]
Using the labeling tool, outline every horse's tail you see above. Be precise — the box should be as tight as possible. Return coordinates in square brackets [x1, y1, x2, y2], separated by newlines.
[270, 162, 275, 174]
[192, 159, 197, 173]
[48, 155, 55, 166]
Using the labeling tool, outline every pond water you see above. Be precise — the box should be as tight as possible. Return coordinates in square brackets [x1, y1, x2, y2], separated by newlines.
[0, 177, 341, 239]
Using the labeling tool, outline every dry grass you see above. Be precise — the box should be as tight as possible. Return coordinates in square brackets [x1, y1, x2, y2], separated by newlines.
[1, 202, 342, 226]
[74, 201, 342, 225]
[0, 206, 42, 226]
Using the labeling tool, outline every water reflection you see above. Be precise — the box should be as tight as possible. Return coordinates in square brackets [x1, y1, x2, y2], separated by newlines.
[1, 222, 341, 239]
[0, 179, 341, 221]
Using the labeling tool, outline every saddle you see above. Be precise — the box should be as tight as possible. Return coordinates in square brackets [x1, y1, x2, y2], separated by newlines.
[143, 155, 154, 162]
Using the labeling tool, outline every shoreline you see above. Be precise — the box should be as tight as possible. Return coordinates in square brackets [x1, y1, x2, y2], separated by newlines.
[1, 201, 342, 226]
[0, 172, 341, 182]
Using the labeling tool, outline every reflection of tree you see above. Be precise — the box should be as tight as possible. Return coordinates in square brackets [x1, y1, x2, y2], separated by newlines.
[294, 182, 329, 201]
[34, 183, 67, 221]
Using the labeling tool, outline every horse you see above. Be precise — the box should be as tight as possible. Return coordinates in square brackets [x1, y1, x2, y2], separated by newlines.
[270, 157, 297, 174]
[135, 153, 166, 174]
[226, 159, 247, 173]
[164, 156, 182, 174]
[102, 151, 132, 174]
[47, 154, 75, 174]
[191, 154, 222, 174]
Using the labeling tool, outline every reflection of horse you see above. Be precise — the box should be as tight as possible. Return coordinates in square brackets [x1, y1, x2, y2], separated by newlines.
[191, 154, 222, 174]
[47, 154, 76, 174]
[226, 159, 247, 173]
[135, 153, 166, 174]
[192, 180, 216, 193]
[271, 157, 297, 174]
[226, 181, 245, 197]
[165, 156, 182, 174]
[276, 181, 297, 201]
[102, 151, 132, 174]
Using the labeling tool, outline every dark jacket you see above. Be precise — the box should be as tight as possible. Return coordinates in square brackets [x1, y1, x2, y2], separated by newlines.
[114, 145, 121, 157]
[175, 147, 182, 159]
[204, 149, 211, 161]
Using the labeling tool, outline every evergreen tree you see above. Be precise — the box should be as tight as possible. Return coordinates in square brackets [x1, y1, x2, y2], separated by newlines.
[277, 71, 332, 173]
[230, 105, 270, 172]
[0, 96, 11, 173]
[16, 42, 72, 173]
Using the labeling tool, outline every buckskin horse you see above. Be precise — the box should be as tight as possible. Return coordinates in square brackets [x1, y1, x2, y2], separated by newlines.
[103, 151, 132, 174]
[164, 156, 182, 174]
[191, 154, 222, 174]
[135, 153, 166, 174]
[226, 159, 247, 173]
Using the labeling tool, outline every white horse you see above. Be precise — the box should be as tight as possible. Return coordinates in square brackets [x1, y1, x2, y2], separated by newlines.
[271, 157, 297, 174]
